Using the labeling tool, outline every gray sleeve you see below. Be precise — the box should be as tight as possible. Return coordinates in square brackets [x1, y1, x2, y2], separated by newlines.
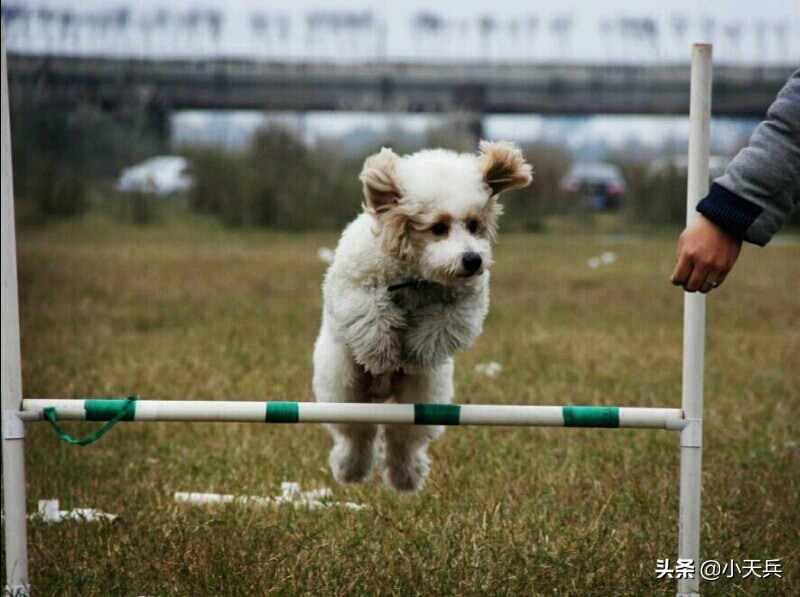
[697, 69, 800, 246]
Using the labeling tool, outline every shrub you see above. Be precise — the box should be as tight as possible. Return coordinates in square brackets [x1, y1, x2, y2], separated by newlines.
[186, 126, 362, 230]
[612, 156, 687, 226]
[28, 157, 88, 221]
[114, 191, 159, 226]
[11, 103, 162, 224]
[185, 147, 252, 223]
[501, 142, 573, 232]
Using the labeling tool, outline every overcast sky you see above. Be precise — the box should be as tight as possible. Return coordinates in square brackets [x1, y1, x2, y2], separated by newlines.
[7, 0, 800, 63]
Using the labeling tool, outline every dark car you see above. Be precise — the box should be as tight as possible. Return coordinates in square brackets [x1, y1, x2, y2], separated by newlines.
[559, 162, 627, 210]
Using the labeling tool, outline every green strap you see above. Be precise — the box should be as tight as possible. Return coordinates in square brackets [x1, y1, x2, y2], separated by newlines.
[43, 395, 138, 446]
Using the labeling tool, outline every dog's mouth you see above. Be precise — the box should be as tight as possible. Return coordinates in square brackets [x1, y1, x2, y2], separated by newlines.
[458, 267, 484, 279]
[400, 260, 491, 288]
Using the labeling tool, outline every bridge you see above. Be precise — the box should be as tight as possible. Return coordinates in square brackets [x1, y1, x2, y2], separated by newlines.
[7, 54, 793, 125]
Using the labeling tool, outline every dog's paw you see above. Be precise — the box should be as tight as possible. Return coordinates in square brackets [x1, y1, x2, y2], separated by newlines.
[403, 329, 454, 369]
[368, 330, 403, 374]
[329, 440, 375, 484]
[383, 449, 430, 493]
[350, 326, 402, 375]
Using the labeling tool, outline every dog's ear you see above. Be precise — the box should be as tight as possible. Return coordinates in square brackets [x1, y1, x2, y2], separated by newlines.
[360, 147, 400, 215]
[478, 140, 533, 196]
[380, 208, 415, 261]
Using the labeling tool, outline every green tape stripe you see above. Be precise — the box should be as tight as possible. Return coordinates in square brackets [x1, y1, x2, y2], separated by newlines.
[414, 404, 461, 425]
[266, 402, 299, 423]
[85, 399, 137, 421]
[562, 406, 619, 428]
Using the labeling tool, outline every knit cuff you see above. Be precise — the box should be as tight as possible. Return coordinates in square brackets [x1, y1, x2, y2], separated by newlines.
[696, 183, 764, 240]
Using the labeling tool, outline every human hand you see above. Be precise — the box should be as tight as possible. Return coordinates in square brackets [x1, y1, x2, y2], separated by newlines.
[671, 215, 743, 293]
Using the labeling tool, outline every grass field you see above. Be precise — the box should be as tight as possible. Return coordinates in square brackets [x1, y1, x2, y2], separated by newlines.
[13, 210, 799, 595]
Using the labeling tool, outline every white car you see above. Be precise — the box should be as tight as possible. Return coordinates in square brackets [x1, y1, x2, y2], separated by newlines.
[116, 156, 193, 196]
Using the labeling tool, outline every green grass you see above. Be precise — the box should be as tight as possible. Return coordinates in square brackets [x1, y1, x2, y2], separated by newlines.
[13, 210, 800, 595]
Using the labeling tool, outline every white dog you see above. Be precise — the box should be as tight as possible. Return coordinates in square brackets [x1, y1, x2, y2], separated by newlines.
[313, 141, 532, 492]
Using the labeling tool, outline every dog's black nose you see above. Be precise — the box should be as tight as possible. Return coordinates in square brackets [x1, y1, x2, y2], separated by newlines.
[462, 252, 482, 275]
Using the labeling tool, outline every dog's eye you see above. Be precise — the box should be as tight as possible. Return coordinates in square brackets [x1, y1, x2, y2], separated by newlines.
[431, 222, 449, 236]
[467, 219, 479, 234]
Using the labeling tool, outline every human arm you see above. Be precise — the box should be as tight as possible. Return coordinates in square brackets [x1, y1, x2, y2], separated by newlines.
[672, 70, 799, 292]
[697, 69, 800, 246]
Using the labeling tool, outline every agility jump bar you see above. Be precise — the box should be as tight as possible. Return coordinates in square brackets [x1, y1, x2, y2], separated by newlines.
[22, 399, 685, 430]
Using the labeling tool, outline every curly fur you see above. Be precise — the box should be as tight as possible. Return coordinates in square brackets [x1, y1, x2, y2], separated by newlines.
[313, 141, 532, 492]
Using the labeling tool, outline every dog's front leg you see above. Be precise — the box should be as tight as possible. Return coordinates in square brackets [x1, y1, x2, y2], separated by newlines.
[326, 280, 405, 374]
[313, 324, 378, 484]
[404, 282, 489, 368]
[382, 361, 454, 492]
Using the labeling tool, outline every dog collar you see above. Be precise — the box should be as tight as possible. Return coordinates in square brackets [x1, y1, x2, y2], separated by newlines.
[387, 279, 420, 292]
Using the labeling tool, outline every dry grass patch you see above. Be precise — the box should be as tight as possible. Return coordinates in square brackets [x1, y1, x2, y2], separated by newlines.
[14, 212, 799, 595]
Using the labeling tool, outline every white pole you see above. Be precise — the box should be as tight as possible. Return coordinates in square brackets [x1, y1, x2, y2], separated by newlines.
[677, 43, 712, 597]
[1, 26, 31, 597]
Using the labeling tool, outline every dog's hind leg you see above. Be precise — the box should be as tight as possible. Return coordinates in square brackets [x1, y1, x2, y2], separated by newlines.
[326, 423, 377, 484]
[313, 325, 377, 484]
[381, 359, 454, 493]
